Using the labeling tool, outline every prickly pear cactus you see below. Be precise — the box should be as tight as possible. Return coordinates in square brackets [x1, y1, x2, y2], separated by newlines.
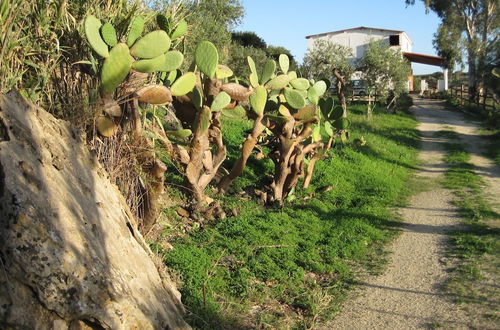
[85, 15, 109, 58]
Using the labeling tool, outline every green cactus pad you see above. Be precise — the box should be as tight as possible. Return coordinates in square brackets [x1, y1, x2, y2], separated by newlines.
[164, 69, 180, 87]
[319, 97, 334, 118]
[189, 86, 203, 110]
[171, 19, 188, 39]
[307, 86, 319, 105]
[196, 106, 212, 134]
[333, 117, 351, 130]
[221, 105, 247, 119]
[130, 30, 171, 59]
[287, 71, 297, 80]
[290, 78, 310, 91]
[331, 105, 344, 120]
[260, 59, 276, 85]
[170, 72, 196, 96]
[247, 56, 257, 74]
[312, 80, 327, 97]
[324, 121, 334, 137]
[284, 87, 306, 109]
[312, 125, 321, 142]
[249, 86, 267, 115]
[265, 74, 290, 90]
[211, 91, 231, 111]
[133, 50, 184, 73]
[195, 41, 218, 78]
[127, 16, 145, 47]
[265, 114, 289, 123]
[293, 105, 317, 120]
[156, 14, 170, 33]
[279, 54, 289, 74]
[216, 64, 233, 79]
[165, 128, 192, 139]
[84, 15, 109, 58]
[249, 72, 259, 88]
[101, 22, 117, 47]
[101, 43, 133, 93]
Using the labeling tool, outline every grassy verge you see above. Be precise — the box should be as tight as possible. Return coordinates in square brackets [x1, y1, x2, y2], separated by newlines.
[155, 104, 420, 329]
[438, 129, 500, 324]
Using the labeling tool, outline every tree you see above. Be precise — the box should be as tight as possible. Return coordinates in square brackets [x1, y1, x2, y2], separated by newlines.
[303, 39, 355, 117]
[359, 40, 410, 115]
[266, 45, 298, 71]
[406, 0, 499, 102]
[226, 43, 269, 79]
[231, 31, 267, 49]
[184, 0, 245, 62]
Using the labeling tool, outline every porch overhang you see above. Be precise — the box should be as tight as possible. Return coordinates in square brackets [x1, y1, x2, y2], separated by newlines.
[403, 52, 444, 66]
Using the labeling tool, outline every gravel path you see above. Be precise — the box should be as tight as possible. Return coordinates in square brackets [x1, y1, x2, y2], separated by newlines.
[326, 98, 500, 329]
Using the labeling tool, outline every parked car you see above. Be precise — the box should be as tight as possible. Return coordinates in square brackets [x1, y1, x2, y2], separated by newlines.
[351, 79, 367, 96]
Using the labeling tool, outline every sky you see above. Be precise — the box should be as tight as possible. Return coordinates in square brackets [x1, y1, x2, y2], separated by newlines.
[234, 0, 442, 75]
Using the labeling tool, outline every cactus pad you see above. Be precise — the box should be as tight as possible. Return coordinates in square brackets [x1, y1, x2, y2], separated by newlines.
[189, 86, 203, 109]
[221, 83, 251, 101]
[260, 59, 276, 85]
[211, 91, 231, 111]
[307, 86, 319, 105]
[195, 41, 218, 78]
[170, 72, 196, 96]
[216, 64, 233, 79]
[127, 16, 145, 47]
[101, 43, 133, 93]
[249, 86, 267, 115]
[290, 78, 310, 91]
[333, 117, 350, 130]
[156, 14, 170, 33]
[96, 116, 118, 137]
[293, 105, 317, 120]
[331, 105, 344, 120]
[101, 22, 117, 47]
[171, 19, 188, 39]
[312, 80, 327, 97]
[247, 56, 257, 75]
[324, 121, 334, 137]
[222, 105, 247, 119]
[84, 15, 109, 58]
[133, 50, 183, 73]
[130, 30, 171, 59]
[287, 71, 297, 80]
[265, 74, 290, 90]
[165, 128, 192, 139]
[279, 54, 289, 74]
[249, 72, 259, 88]
[284, 87, 306, 109]
[136, 85, 173, 104]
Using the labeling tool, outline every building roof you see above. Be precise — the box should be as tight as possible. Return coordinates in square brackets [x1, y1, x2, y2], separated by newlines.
[305, 26, 405, 39]
[403, 52, 444, 66]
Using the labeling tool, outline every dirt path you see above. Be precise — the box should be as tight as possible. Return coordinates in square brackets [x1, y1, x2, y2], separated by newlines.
[326, 98, 500, 329]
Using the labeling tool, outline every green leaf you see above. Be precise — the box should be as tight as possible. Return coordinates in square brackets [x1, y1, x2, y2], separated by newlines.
[216, 64, 233, 79]
[249, 72, 259, 88]
[195, 41, 218, 78]
[333, 117, 351, 130]
[265, 74, 290, 90]
[132, 50, 184, 73]
[170, 72, 196, 96]
[307, 86, 319, 105]
[101, 22, 117, 47]
[319, 97, 334, 118]
[290, 78, 310, 90]
[84, 15, 109, 58]
[260, 59, 276, 85]
[189, 86, 203, 110]
[130, 30, 171, 59]
[324, 121, 334, 137]
[247, 56, 257, 74]
[211, 92, 231, 111]
[165, 128, 192, 138]
[222, 105, 247, 119]
[127, 16, 145, 47]
[284, 87, 306, 109]
[249, 86, 267, 115]
[279, 54, 289, 74]
[312, 80, 327, 97]
[101, 43, 133, 93]
[331, 105, 344, 120]
[171, 19, 188, 39]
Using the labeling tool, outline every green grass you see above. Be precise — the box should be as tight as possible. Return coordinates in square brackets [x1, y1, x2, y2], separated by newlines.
[157, 104, 420, 329]
[438, 129, 500, 316]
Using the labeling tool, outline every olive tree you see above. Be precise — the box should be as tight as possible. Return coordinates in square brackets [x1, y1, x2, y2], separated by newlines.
[303, 39, 355, 117]
[358, 40, 410, 115]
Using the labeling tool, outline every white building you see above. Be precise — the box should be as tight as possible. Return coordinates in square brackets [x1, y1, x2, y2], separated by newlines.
[305, 26, 448, 91]
[306, 26, 413, 62]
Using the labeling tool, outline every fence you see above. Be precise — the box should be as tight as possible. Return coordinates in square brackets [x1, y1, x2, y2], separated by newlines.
[448, 85, 498, 112]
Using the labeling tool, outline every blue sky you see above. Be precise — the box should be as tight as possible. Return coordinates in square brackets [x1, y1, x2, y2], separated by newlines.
[235, 0, 442, 75]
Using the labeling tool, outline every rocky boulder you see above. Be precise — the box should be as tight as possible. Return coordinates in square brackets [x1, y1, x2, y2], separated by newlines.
[0, 91, 189, 329]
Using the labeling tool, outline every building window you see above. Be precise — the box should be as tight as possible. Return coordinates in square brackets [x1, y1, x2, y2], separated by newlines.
[389, 35, 400, 46]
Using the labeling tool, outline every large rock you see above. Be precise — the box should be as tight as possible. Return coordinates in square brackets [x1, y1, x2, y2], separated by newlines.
[0, 91, 189, 329]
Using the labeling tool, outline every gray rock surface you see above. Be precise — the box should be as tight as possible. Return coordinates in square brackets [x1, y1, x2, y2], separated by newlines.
[0, 91, 189, 329]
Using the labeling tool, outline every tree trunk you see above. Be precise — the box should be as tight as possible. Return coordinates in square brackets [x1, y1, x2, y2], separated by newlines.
[333, 70, 348, 118]
[467, 50, 478, 103]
